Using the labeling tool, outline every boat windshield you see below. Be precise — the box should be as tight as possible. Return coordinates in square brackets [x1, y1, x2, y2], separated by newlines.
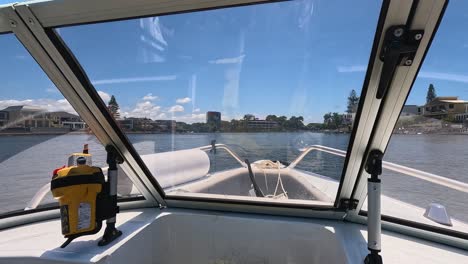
[54, 0, 382, 206]
[0, 34, 142, 215]
[362, 0, 468, 234]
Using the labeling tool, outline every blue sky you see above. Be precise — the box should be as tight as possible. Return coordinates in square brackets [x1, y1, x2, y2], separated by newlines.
[1, 0, 468, 123]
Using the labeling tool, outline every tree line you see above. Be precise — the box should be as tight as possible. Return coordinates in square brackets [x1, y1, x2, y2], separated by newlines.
[176, 114, 309, 133]
[107, 89, 362, 133]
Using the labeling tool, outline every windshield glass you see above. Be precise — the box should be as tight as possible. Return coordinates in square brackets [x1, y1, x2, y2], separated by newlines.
[0, 34, 141, 215]
[56, 0, 381, 205]
[362, 0, 468, 233]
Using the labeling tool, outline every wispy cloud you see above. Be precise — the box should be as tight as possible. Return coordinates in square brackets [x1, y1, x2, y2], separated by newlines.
[336, 66, 468, 84]
[92, 75, 176, 85]
[209, 54, 245, 65]
[143, 93, 158, 101]
[97, 91, 111, 103]
[0, 98, 76, 114]
[418, 71, 468, 84]
[0, 90, 111, 115]
[168, 105, 184, 113]
[176, 97, 191, 104]
[337, 65, 367, 73]
[176, 113, 206, 123]
[128, 101, 161, 118]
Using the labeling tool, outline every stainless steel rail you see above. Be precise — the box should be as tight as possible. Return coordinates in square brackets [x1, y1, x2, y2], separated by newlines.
[26, 144, 468, 210]
[26, 144, 247, 210]
[290, 145, 468, 194]
[199, 144, 247, 167]
[25, 183, 51, 210]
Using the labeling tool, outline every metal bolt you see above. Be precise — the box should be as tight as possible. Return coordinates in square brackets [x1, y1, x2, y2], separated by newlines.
[405, 59, 413, 66]
[414, 33, 422, 40]
[9, 20, 17, 28]
[393, 28, 404, 37]
[28, 18, 34, 25]
[373, 241, 378, 246]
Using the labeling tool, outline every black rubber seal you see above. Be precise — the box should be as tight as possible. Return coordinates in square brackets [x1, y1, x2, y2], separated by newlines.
[334, 0, 391, 206]
[51, 172, 105, 190]
[349, 0, 449, 202]
[359, 210, 468, 240]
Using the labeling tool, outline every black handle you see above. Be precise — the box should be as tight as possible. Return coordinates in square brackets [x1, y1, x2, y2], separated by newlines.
[245, 159, 264, 197]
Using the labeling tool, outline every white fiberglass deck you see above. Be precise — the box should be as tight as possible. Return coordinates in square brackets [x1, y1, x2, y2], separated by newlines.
[0, 208, 466, 264]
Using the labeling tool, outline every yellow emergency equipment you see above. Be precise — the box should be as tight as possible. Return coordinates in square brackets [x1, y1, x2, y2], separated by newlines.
[52, 144, 122, 248]
[51, 164, 105, 238]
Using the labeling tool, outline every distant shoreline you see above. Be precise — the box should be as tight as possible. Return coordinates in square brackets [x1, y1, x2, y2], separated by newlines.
[1, 130, 468, 136]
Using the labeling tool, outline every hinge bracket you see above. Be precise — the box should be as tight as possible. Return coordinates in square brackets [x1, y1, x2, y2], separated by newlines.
[339, 198, 359, 210]
[377, 25, 424, 99]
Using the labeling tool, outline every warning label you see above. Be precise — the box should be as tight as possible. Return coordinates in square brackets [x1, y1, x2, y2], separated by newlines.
[77, 202, 91, 230]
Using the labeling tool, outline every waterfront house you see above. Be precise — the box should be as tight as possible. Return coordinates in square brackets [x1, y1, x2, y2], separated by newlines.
[418, 96, 468, 121]
[0, 105, 85, 130]
[247, 119, 279, 130]
[0, 105, 48, 129]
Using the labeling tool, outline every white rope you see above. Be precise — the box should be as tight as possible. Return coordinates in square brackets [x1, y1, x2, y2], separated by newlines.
[272, 161, 288, 198]
[255, 160, 287, 199]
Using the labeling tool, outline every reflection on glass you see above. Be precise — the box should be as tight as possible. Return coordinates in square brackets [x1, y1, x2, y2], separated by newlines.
[0, 34, 139, 215]
[363, 0, 468, 233]
[57, 0, 381, 205]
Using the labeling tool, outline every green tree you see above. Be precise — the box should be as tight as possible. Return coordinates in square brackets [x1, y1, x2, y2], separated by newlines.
[243, 114, 255, 121]
[191, 122, 209, 133]
[332, 113, 343, 128]
[323, 112, 343, 129]
[266, 115, 278, 121]
[277, 116, 287, 128]
[323, 113, 332, 124]
[307, 123, 323, 130]
[285, 116, 304, 130]
[230, 119, 242, 132]
[426, 84, 437, 103]
[220, 121, 231, 132]
[347, 89, 360, 113]
[294, 116, 305, 129]
[108, 95, 120, 119]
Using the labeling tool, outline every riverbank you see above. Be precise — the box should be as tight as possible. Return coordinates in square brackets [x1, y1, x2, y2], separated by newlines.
[2, 129, 468, 136]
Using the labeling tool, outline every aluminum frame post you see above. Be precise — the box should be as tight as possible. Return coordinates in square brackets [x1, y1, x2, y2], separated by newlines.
[98, 145, 124, 246]
[364, 149, 384, 264]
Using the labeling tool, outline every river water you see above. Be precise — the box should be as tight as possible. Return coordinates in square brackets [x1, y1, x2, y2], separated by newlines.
[1, 132, 467, 225]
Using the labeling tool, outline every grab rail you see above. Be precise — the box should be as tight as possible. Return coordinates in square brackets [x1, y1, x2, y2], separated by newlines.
[290, 145, 468, 194]
[199, 144, 247, 167]
[25, 182, 51, 210]
[25, 144, 247, 210]
[26, 144, 468, 210]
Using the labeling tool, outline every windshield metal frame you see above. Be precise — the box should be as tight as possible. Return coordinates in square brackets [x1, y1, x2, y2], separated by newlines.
[3, 0, 385, 212]
[1, 1, 464, 248]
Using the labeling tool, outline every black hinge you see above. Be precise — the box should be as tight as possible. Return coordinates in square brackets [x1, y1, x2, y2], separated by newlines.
[339, 198, 359, 210]
[377, 25, 424, 99]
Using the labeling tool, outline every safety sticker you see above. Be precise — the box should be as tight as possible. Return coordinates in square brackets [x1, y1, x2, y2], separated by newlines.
[77, 202, 91, 230]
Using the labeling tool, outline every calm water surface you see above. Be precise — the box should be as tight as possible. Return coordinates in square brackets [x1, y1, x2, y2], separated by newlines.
[1, 133, 467, 224]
